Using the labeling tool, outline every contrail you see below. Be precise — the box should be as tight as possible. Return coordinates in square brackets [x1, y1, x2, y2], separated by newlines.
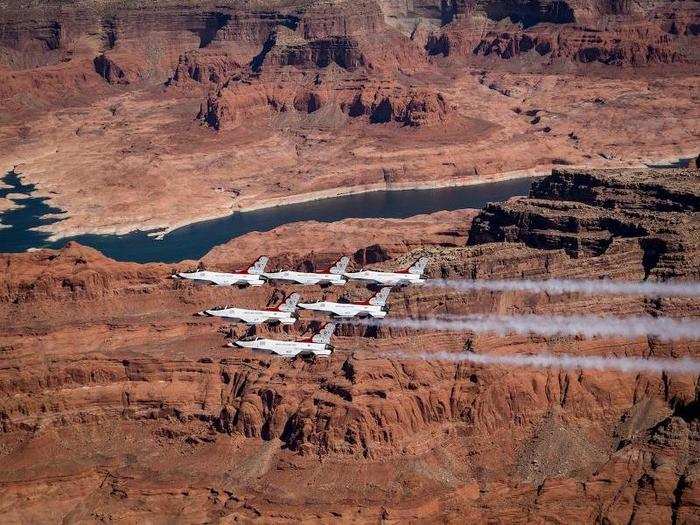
[424, 278, 700, 297]
[384, 351, 700, 375]
[352, 314, 700, 341]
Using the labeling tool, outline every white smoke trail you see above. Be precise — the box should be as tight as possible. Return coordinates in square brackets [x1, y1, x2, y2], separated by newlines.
[385, 351, 700, 375]
[352, 314, 700, 341]
[425, 278, 700, 297]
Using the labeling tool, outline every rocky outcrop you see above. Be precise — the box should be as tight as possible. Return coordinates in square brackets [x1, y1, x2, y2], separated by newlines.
[1, 0, 697, 104]
[431, 21, 691, 65]
[168, 47, 249, 86]
[261, 30, 367, 71]
[427, 1, 699, 65]
[197, 83, 272, 130]
[343, 86, 448, 125]
[93, 53, 131, 84]
[468, 168, 700, 280]
[198, 75, 449, 129]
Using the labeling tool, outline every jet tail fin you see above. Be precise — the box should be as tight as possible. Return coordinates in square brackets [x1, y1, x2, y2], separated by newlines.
[247, 256, 269, 275]
[311, 322, 336, 344]
[278, 292, 300, 312]
[328, 256, 350, 275]
[369, 287, 392, 307]
[404, 256, 429, 276]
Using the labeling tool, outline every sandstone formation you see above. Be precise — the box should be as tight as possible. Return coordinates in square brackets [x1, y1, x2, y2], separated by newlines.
[428, 0, 700, 65]
[0, 168, 698, 522]
[0, 0, 698, 240]
[468, 167, 700, 279]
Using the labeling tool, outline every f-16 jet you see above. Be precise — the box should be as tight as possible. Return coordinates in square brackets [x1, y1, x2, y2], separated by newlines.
[344, 257, 429, 287]
[173, 256, 268, 287]
[199, 293, 300, 325]
[228, 322, 336, 357]
[263, 256, 350, 286]
[298, 287, 391, 319]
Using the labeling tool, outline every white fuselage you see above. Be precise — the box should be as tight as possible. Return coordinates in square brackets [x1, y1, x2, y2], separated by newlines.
[176, 270, 265, 287]
[201, 307, 296, 325]
[343, 270, 425, 286]
[298, 301, 386, 319]
[262, 270, 347, 286]
[232, 338, 332, 357]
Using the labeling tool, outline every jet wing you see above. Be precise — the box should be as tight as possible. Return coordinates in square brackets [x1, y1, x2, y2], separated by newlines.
[362, 277, 399, 286]
[264, 273, 306, 284]
[186, 272, 260, 286]
[237, 313, 266, 324]
[377, 275, 413, 286]
[324, 304, 356, 317]
[289, 274, 327, 285]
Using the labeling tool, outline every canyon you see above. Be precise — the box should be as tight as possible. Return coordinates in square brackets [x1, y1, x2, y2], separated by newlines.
[1, 1, 699, 522]
[0, 0, 698, 241]
[0, 167, 698, 522]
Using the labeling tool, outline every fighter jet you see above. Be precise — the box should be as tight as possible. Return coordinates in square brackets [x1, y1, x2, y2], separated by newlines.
[173, 256, 268, 287]
[263, 256, 350, 286]
[343, 257, 429, 287]
[298, 287, 391, 319]
[199, 293, 300, 325]
[228, 322, 336, 358]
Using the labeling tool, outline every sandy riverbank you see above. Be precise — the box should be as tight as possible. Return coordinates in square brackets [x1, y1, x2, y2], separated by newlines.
[4, 150, 694, 244]
[2, 68, 697, 246]
[10, 160, 597, 241]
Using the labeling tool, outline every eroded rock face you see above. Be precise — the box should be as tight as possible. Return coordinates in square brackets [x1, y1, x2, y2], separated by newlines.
[0, 169, 698, 521]
[0, 0, 697, 243]
[0, 2, 697, 519]
[468, 167, 700, 279]
[427, 0, 699, 65]
[171, 0, 699, 142]
[345, 87, 448, 126]
[0, 0, 696, 91]
[198, 77, 449, 129]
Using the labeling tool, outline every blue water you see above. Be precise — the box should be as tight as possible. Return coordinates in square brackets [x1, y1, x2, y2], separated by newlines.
[0, 170, 67, 251]
[0, 169, 535, 263]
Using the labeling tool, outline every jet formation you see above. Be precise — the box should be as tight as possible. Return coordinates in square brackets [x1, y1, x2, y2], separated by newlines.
[175, 256, 429, 358]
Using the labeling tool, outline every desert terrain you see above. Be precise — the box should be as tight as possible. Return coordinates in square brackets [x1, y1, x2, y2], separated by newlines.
[1, 1, 700, 523]
[1, 167, 699, 522]
[0, 0, 698, 239]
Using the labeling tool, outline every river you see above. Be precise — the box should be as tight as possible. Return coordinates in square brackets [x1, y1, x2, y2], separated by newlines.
[0, 171, 541, 263]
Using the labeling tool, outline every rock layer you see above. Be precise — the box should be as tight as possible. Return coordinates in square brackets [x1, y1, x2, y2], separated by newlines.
[468, 167, 700, 279]
[0, 168, 698, 521]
